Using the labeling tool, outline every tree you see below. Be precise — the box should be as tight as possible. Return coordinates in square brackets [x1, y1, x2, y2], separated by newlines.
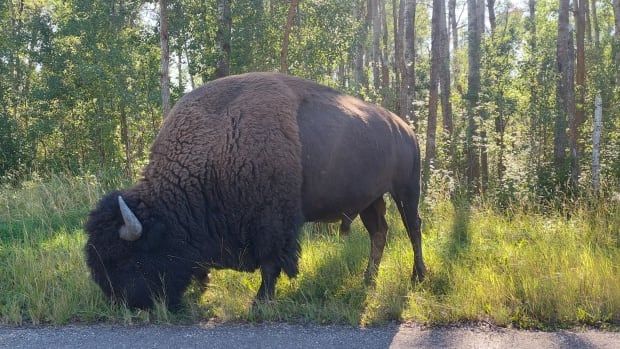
[614, 0, 620, 85]
[555, 0, 575, 183]
[392, 0, 402, 94]
[400, 0, 416, 124]
[569, 0, 586, 188]
[160, 0, 171, 118]
[439, 0, 452, 137]
[487, 0, 496, 33]
[592, 94, 602, 191]
[280, 0, 299, 73]
[371, 0, 382, 91]
[215, 0, 231, 78]
[380, 0, 390, 100]
[426, 0, 442, 185]
[466, 0, 482, 192]
[353, 1, 369, 91]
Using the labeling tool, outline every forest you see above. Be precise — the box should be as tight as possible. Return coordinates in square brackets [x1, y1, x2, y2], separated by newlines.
[0, 0, 619, 327]
[1, 0, 619, 199]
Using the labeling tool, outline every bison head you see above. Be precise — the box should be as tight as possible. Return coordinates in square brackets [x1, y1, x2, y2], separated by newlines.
[84, 191, 194, 309]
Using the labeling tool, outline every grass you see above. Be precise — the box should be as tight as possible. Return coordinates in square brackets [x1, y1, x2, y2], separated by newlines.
[0, 175, 619, 328]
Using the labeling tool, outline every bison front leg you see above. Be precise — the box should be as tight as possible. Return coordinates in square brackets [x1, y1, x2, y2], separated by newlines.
[255, 262, 281, 302]
[195, 267, 211, 292]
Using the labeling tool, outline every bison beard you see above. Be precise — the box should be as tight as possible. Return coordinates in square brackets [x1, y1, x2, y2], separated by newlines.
[85, 73, 426, 309]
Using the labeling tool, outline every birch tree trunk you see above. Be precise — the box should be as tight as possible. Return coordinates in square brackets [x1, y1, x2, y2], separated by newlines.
[591, 94, 602, 191]
[439, 0, 452, 136]
[555, 0, 574, 182]
[215, 0, 231, 78]
[400, 0, 416, 124]
[466, 0, 482, 191]
[570, 0, 587, 188]
[426, 0, 442, 185]
[613, 0, 620, 85]
[353, 1, 369, 91]
[159, 0, 171, 118]
[380, 0, 390, 100]
[371, 0, 382, 91]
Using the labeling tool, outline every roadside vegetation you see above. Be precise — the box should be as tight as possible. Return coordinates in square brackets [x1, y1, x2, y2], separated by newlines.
[1, 174, 618, 328]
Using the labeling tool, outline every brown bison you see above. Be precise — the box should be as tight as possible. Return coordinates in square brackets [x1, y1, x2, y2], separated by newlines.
[85, 72, 425, 309]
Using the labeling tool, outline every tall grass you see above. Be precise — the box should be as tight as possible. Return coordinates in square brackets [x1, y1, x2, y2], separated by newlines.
[0, 175, 618, 328]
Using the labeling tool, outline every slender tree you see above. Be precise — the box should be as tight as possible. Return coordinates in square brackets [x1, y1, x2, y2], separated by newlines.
[281, 0, 299, 73]
[215, 0, 231, 78]
[449, 0, 462, 94]
[392, 0, 401, 93]
[568, 0, 586, 188]
[353, 1, 369, 90]
[371, 0, 382, 91]
[614, 0, 620, 85]
[555, 0, 575, 181]
[439, 0, 452, 136]
[159, 0, 171, 118]
[466, 0, 482, 191]
[380, 0, 390, 99]
[592, 94, 602, 191]
[426, 0, 442, 185]
[477, 0, 488, 190]
[487, 0, 496, 33]
[400, 0, 416, 124]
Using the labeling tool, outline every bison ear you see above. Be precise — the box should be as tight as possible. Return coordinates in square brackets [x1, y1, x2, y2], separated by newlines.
[137, 219, 166, 252]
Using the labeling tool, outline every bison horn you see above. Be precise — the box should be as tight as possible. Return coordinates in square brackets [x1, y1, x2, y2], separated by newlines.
[118, 195, 143, 241]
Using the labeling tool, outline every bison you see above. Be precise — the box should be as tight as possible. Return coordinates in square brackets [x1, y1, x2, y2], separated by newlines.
[85, 72, 426, 309]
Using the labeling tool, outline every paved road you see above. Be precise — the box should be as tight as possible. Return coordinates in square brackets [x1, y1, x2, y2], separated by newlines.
[0, 323, 618, 348]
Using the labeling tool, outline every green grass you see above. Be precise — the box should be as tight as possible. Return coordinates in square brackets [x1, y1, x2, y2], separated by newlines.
[1, 175, 619, 328]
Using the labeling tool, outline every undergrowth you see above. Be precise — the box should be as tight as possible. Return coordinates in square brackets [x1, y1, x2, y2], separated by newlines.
[0, 175, 618, 328]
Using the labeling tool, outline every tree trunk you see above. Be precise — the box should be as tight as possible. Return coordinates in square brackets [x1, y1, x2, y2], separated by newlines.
[555, 0, 574, 182]
[392, 0, 401, 97]
[120, 105, 132, 178]
[371, 0, 382, 91]
[449, 0, 457, 52]
[400, 0, 416, 124]
[591, 0, 600, 49]
[449, 0, 461, 94]
[585, 0, 592, 43]
[570, 0, 586, 188]
[613, 0, 620, 85]
[426, 0, 442, 186]
[396, 0, 406, 115]
[186, 46, 195, 89]
[354, 0, 369, 91]
[380, 0, 390, 101]
[466, 0, 482, 192]
[177, 47, 184, 92]
[159, 0, 171, 118]
[478, 0, 487, 191]
[280, 0, 299, 73]
[215, 0, 231, 78]
[487, 0, 496, 33]
[438, 0, 452, 136]
[591, 94, 602, 191]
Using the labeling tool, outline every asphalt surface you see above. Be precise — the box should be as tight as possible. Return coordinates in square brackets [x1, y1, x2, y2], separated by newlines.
[0, 323, 618, 348]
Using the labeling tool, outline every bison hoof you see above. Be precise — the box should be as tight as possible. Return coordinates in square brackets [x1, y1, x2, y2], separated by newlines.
[411, 266, 427, 283]
[363, 271, 377, 286]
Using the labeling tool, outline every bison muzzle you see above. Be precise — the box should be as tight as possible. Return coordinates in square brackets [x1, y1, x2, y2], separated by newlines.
[85, 72, 426, 309]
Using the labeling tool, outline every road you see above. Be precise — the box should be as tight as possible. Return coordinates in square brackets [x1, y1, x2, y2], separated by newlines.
[0, 322, 618, 348]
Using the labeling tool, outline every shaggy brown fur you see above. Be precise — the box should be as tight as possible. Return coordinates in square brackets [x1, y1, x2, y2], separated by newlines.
[85, 72, 425, 308]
